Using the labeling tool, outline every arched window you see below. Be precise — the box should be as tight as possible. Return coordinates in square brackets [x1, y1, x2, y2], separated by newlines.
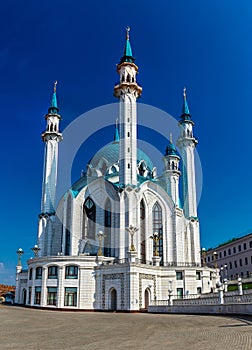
[121, 74, 125, 82]
[140, 200, 146, 263]
[65, 196, 71, 255]
[152, 202, 163, 261]
[127, 74, 130, 82]
[83, 197, 96, 239]
[104, 199, 112, 257]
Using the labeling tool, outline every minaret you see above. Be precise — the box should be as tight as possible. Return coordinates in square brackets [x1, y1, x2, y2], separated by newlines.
[177, 88, 198, 218]
[114, 27, 142, 186]
[38, 82, 63, 256]
[162, 134, 181, 206]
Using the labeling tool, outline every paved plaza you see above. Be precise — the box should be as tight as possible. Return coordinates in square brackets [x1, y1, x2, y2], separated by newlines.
[0, 305, 251, 350]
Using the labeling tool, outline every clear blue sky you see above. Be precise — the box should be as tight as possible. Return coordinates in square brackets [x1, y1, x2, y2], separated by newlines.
[1, 0, 252, 284]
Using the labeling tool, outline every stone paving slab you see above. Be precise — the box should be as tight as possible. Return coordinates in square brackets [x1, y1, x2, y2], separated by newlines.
[0, 305, 251, 350]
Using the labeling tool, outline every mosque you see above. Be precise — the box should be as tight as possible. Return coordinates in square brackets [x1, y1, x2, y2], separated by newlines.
[15, 29, 217, 310]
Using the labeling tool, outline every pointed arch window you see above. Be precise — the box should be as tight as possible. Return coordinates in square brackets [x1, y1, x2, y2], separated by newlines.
[152, 202, 163, 261]
[140, 200, 146, 263]
[65, 195, 71, 255]
[83, 197, 96, 239]
[104, 199, 112, 257]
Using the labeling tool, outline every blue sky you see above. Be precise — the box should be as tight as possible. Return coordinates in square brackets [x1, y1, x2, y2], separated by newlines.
[0, 0, 252, 284]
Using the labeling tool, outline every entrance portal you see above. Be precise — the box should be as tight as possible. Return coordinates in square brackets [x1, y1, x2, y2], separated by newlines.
[110, 288, 117, 310]
[144, 288, 150, 309]
[22, 289, 27, 305]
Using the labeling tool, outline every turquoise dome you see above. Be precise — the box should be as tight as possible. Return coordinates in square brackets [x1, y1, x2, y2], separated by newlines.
[88, 142, 154, 170]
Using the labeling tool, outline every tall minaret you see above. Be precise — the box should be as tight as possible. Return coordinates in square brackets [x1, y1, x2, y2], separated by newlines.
[114, 27, 142, 186]
[177, 88, 198, 218]
[38, 82, 63, 256]
[162, 134, 181, 207]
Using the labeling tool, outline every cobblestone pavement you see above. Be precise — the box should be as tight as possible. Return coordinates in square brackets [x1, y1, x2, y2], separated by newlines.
[0, 305, 251, 350]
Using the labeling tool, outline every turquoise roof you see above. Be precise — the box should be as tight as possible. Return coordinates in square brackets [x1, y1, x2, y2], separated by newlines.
[51, 91, 57, 109]
[48, 82, 59, 114]
[165, 142, 179, 157]
[182, 95, 190, 115]
[88, 142, 154, 170]
[114, 125, 120, 142]
[180, 88, 192, 122]
[124, 39, 133, 58]
[120, 28, 135, 64]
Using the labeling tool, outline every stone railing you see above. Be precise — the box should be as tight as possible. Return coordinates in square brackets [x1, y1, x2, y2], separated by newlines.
[101, 258, 201, 267]
[224, 293, 252, 304]
[173, 296, 219, 306]
[150, 291, 252, 307]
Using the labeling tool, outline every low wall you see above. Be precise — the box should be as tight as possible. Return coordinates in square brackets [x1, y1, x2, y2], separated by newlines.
[148, 303, 252, 315]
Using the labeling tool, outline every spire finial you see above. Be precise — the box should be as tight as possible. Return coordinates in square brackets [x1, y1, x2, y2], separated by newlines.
[126, 26, 130, 40]
[54, 80, 58, 93]
[170, 133, 173, 144]
[183, 87, 186, 99]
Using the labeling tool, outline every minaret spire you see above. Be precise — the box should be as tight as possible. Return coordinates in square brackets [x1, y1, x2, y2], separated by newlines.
[177, 88, 198, 217]
[120, 26, 134, 64]
[163, 133, 181, 207]
[48, 81, 59, 114]
[181, 87, 191, 121]
[114, 28, 142, 186]
[38, 82, 63, 256]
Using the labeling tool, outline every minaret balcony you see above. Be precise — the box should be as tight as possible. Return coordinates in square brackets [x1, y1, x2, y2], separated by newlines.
[113, 81, 142, 97]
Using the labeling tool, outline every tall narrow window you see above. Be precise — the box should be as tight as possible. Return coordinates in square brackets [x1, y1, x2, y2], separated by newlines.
[152, 202, 163, 261]
[34, 287, 41, 305]
[47, 287, 57, 306]
[104, 199, 112, 257]
[35, 267, 42, 279]
[140, 200, 146, 263]
[83, 197, 96, 239]
[64, 287, 77, 306]
[65, 196, 71, 255]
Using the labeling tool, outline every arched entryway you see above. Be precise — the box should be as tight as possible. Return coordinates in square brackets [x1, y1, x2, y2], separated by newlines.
[110, 288, 117, 311]
[22, 288, 27, 305]
[144, 288, 150, 309]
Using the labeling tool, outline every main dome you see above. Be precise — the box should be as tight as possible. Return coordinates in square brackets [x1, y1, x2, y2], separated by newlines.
[88, 142, 154, 170]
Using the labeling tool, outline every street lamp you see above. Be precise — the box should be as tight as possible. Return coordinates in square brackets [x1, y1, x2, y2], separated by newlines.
[16, 248, 24, 266]
[201, 247, 206, 267]
[168, 280, 173, 306]
[224, 264, 228, 279]
[126, 225, 139, 252]
[31, 244, 40, 257]
[97, 231, 104, 256]
[150, 232, 160, 257]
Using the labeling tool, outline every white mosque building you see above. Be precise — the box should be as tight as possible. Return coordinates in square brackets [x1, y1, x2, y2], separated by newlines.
[15, 29, 217, 310]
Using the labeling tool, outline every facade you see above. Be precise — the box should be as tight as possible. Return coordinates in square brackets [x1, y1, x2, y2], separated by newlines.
[204, 233, 252, 280]
[15, 29, 217, 310]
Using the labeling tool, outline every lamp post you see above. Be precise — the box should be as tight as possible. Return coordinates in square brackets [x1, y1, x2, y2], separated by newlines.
[213, 251, 218, 268]
[16, 248, 24, 267]
[31, 245, 41, 257]
[150, 232, 160, 257]
[168, 280, 173, 306]
[201, 247, 206, 267]
[126, 225, 139, 252]
[97, 231, 104, 256]
[220, 266, 224, 283]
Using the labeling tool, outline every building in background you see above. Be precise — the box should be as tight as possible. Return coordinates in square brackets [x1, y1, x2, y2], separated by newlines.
[15, 29, 217, 310]
[204, 233, 252, 280]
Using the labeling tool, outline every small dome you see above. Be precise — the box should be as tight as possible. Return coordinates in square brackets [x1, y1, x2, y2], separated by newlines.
[88, 142, 154, 170]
